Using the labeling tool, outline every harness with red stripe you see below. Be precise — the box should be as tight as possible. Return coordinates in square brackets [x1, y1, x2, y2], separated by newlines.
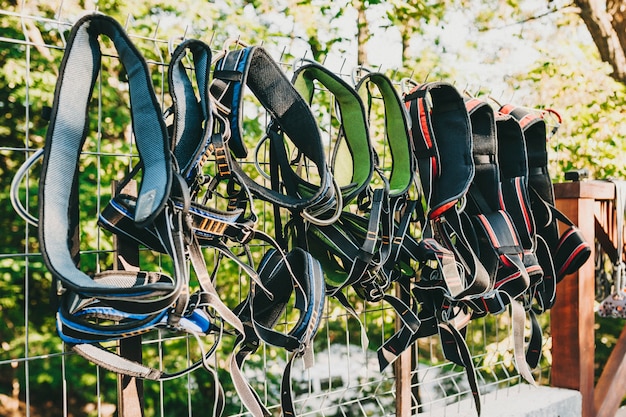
[403, 82, 493, 414]
[500, 104, 591, 296]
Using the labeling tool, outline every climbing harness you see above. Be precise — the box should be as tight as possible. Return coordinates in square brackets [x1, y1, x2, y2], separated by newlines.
[462, 98, 536, 385]
[10, 11, 597, 417]
[36, 13, 223, 383]
[500, 104, 591, 287]
[404, 82, 492, 302]
[232, 247, 326, 416]
[463, 98, 530, 313]
[403, 82, 492, 414]
[209, 45, 339, 225]
[354, 69, 422, 370]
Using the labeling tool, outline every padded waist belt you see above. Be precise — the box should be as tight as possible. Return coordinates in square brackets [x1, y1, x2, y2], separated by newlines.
[404, 82, 473, 218]
[292, 60, 375, 205]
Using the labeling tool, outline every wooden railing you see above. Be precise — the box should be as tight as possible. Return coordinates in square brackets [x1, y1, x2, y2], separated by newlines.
[552, 180, 626, 417]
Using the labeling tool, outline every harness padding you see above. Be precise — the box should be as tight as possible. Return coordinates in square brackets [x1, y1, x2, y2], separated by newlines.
[40, 14, 171, 295]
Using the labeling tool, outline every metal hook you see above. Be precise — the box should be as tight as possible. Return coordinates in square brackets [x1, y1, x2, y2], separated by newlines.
[168, 36, 184, 56]
[206, 30, 216, 48]
[222, 36, 247, 51]
[351, 65, 372, 85]
[300, 178, 344, 227]
[487, 94, 503, 109]
[124, 14, 133, 31]
[152, 18, 161, 40]
[292, 55, 316, 73]
[400, 77, 418, 94]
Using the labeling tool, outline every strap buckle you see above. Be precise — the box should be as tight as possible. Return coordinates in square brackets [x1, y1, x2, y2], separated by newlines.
[237, 225, 254, 244]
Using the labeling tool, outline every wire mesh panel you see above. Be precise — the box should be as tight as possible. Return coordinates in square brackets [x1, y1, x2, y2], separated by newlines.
[0, 2, 551, 417]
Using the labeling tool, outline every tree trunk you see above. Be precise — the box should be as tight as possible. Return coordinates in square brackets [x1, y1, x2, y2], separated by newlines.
[574, 0, 626, 83]
[355, 0, 369, 65]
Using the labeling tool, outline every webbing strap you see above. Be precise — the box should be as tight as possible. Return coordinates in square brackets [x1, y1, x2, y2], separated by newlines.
[39, 14, 174, 299]
[432, 207, 493, 300]
[438, 322, 482, 414]
[291, 62, 393, 298]
[70, 326, 222, 382]
[532, 235, 557, 311]
[308, 187, 389, 296]
[410, 237, 464, 298]
[376, 293, 421, 371]
[473, 211, 529, 298]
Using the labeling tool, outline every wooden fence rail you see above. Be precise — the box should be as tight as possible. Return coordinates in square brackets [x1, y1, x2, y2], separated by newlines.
[552, 180, 626, 417]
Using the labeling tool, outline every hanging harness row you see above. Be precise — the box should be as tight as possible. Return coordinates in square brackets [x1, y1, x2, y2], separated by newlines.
[31, 13, 330, 417]
[402, 84, 591, 414]
[17, 12, 594, 417]
[289, 62, 422, 372]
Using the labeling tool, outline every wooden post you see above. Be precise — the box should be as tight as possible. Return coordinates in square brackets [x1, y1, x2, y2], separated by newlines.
[112, 180, 145, 417]
[395, 278, 412, 417]
[551, 181, 612, 417]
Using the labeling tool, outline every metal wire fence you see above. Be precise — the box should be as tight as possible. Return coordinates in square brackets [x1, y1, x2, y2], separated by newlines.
[0, 2, 550, 417]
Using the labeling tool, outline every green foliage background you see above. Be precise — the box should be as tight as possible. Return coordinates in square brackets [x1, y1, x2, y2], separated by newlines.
[0, 0, 623, 415]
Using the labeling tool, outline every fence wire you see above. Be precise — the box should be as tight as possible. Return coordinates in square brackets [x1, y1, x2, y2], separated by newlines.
[0, 2, 550, 417]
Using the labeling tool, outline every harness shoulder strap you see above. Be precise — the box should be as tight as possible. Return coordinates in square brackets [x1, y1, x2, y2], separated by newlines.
[39, 13, 174, 299]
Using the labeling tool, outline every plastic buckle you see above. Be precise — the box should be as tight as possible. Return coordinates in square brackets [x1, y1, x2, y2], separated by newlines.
[237, 226, 253, 244]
